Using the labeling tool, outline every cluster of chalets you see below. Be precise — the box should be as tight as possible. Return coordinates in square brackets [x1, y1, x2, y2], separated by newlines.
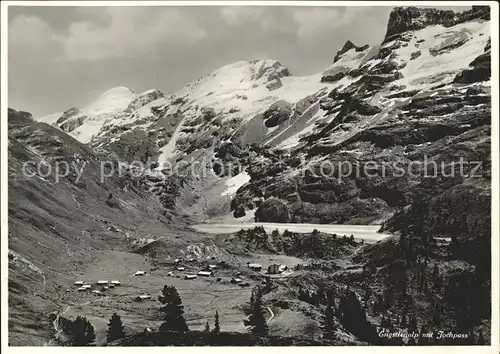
[73, 279, 121, 296]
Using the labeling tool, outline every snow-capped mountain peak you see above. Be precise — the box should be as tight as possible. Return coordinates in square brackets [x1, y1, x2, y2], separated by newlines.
[178, 59, 292, 98]
[37, 86, 141, 143]
[84, 86, 136, 115]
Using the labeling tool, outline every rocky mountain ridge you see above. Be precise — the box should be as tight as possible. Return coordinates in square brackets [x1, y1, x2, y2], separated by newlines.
[35, 6, 491, 230]
[8, 108, 188, 344]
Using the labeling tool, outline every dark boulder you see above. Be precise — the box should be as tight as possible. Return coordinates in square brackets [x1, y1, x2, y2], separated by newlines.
[255, 198, 290, 223]
[263, 100, 292, 128]
[233, 206, 246, 218]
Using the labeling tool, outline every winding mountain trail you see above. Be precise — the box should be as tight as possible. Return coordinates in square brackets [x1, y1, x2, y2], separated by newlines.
[266, 306, 275, 324]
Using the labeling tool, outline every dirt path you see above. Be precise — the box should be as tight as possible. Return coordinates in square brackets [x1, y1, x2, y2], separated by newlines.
[266, 306, 275, 324]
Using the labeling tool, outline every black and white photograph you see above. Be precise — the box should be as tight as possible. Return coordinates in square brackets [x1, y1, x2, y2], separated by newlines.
[1, 1, 498, 350]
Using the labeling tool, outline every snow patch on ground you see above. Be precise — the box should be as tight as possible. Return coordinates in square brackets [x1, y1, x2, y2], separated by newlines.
[276, 108, 326, 150]
[394, 20, 490, 90]
[156, 114, 188, 166]
[221, 172, 251, 196]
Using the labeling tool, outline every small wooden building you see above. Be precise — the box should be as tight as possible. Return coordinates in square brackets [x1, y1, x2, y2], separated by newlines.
[248, 263, 262, 271]
[267, 264, 281, 274]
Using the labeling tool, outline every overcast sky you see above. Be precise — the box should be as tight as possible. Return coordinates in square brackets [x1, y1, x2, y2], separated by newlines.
[8, 5, 469, 117]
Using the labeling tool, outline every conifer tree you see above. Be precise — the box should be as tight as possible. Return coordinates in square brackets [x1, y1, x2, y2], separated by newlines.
[204, 321, 210, 332]
[381, 315, 392, 329]
[159, 285, 189, 332]
[244, 289, 268, 335]
[321, 303, 335, 339]
[213, 311, 220, 334]
[106, 313, 126, 343]
[86, 321, 96, 346]
[69, 315, 95, 346]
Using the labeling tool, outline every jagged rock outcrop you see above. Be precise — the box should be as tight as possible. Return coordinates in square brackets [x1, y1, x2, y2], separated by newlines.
[8, 108, 33, 122]
[263, 100, 293, 127]
[384, 7, 457, 43]
[454, 38, 491, 83]
[333, 40, 370, 63]
[126, 89, 164, 112]
[322, 41, 371, 83]
[383, 6, 490, 43]
[56, 107, 88, 133]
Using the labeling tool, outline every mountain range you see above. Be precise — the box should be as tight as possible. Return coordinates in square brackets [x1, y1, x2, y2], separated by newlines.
[8, 5, 492, 346]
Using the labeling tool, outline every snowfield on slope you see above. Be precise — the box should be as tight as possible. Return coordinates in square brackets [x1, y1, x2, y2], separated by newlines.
[274, 20, 490, 151]
[38, 87, 137, 143]
[173, 60, 329, 125]
[221, 171, 251, 197]
[392, 20, 490, 90]
[153, 60, 332, 164]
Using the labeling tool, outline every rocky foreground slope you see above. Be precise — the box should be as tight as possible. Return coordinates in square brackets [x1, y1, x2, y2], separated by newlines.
[7, 108, 188, 345]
